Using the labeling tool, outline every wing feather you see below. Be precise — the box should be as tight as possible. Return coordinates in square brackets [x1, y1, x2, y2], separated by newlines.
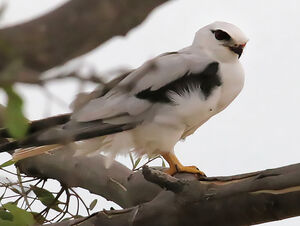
[73, 51, 213, 122]
[0, 49, 216, 155]
[0, 120, 137, 152]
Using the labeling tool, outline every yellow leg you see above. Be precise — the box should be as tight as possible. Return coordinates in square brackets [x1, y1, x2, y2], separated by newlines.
[162, 152, 206, 176]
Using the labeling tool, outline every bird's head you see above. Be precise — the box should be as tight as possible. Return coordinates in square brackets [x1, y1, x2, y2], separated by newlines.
[192, 21, 249, 62]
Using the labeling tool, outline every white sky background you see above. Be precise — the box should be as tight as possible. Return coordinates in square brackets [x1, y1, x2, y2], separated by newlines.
[0, 0, 300, 225]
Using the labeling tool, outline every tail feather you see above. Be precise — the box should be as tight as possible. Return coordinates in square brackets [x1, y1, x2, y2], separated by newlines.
[0, 114, 71, 138]
[12, 144, 62, 161]
[0, 115, 138, 161]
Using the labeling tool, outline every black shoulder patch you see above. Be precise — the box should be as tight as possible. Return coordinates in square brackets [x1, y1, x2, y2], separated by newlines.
[135, 62, 221, 103]
[199, 62, 221, 97]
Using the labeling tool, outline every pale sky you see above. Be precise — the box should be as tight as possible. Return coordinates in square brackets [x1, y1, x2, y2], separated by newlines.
[0, 0, 300, 225]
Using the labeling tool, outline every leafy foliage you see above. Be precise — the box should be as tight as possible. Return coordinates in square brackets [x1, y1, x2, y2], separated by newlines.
[89, 199, 97, 211]
[0, 156, 94, 224]
[130, 153, 166, 171]
[0, 203, 35, 226]
[3, 86, 28, 139]
[0, 160, 15, 168]
[0, 208, 13, 221]
[30, 186, 62, 212]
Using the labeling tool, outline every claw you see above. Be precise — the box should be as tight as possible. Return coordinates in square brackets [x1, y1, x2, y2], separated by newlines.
[162, 153, 206, 177]
[164, 164, 206, 176]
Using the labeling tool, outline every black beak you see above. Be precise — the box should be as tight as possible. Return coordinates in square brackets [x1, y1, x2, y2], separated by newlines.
[229, 44, 245, 58]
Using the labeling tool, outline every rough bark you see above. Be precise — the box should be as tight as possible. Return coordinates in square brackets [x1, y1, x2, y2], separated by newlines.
[45, 164, 300, 226]
[17, 148, 162, 208]
[16, 148, 300, 226]
[0, 0, 169, 75]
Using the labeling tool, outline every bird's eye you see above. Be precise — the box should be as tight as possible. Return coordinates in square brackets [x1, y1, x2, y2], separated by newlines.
[211, 29, 231, 41]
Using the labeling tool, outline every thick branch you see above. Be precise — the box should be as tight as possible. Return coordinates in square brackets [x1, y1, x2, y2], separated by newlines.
[47, 163, 300, 226]
[17, 148, 162, 208]
[0, 0, 169, 73]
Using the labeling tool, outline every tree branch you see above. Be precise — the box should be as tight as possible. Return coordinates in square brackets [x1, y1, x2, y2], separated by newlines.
[16, 148, 162, 208]
[44, 163, 300, 226]
[0, 0, 169, 75]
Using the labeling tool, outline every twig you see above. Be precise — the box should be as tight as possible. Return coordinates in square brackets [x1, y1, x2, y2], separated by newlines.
[56, 188, 71, 222]
[38, 187, 65, 216]
[69, 188, 90, 215]
[16, 168, 31, 211]
[0, 167, 26, 177]
[134, 155, 162, 171]
[70, 212, 98, 226]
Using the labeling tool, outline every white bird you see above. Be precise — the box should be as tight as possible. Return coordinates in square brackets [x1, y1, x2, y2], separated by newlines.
[1, 21, 248, 176]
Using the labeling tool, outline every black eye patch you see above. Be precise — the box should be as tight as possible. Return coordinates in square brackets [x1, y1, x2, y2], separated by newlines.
[211, 29, 231, 41]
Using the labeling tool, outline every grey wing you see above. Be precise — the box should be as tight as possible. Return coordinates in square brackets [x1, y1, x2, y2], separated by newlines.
[0, 51, 215, 152]
[72, 50, 212, 123]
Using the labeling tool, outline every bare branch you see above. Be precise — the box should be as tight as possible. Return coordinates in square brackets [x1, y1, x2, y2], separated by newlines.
[16, 148, 162, 208]
[142, 165, 185, 193]
[0, 0, 169, 75]
[46, 163, 300, 226]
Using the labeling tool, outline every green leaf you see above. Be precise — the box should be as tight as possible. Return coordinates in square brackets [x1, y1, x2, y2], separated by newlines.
[0, 159, 15, 168]
[1, 203, 35, 226]
[0, 219, 15, 226]
[0, 209, 13, 221]
[3, 86, 28, 139]
[30, 186, 62, 212]
[89, 199, 97, 211]
[133, 157, 142, 170]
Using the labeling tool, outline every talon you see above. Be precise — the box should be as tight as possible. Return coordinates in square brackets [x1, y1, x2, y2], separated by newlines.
[161, 153, 206, 177]
[164, 165, 206, 176]
[177, 165, 206, 176]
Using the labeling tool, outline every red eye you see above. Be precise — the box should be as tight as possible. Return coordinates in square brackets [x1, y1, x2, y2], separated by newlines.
[212, 30, 231, 41]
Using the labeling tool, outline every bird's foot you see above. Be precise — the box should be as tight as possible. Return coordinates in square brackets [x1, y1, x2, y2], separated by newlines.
[164, 165, 206, 177]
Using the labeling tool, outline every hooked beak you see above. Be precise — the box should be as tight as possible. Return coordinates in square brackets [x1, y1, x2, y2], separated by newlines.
[229, 43, 246, 58]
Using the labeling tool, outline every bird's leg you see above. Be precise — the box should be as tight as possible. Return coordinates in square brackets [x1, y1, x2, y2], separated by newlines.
[161, 152, 206, 176]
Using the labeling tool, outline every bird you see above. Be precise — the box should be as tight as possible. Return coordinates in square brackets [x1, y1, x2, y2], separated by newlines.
[0, 21, 248, 176]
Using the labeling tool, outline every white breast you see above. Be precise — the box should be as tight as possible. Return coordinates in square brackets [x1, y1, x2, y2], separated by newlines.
[90, 61, 245, 157]
[216, 62, 245, 113]
[170, 89, 221, 126]
[162, 61, 245, 139]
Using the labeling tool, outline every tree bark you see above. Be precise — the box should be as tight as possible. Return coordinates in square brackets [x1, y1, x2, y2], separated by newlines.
[17, 149, 300, 226]
[0, 0, 169, 74]
[45, 164, 300, 226]
[17, 148, 162, 208]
